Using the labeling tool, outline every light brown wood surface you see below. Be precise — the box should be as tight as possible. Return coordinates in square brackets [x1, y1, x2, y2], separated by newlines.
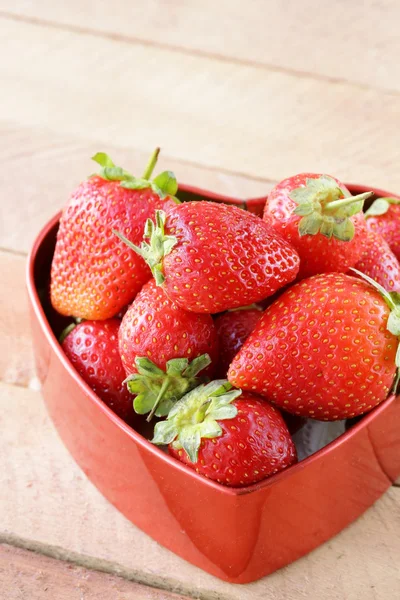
[2, 0, 400, 93]
[0, 544, 191, 600]
[0, 2, 399, 598]
[1, 15, 400, 195]
[1, 380, 400, 600]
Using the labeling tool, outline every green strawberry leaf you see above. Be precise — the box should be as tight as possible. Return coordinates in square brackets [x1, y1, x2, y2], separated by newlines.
[152, 380, 241, 463]
[291, 176, 372, 241]
[319, 218, 335, 239]
[126, 354, 212, 421]
[365, 197, 400, 218]
[387, 309, 400, 337]
[298, 214, 322, 236]
[393, 345, 400, 395]
[113, 210, 178, 286]
[120, 178, 153, 190]
[152, 420, 179, 445]
[90, 148, 179, 201]
[92, 152, 116, 168]
[181, 429, 202, 463]
[153, 171, 178, 196]
[332, 218, 355, 242]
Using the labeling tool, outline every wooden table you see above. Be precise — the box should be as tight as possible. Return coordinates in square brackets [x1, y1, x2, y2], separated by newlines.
[1, 1, 399, 597]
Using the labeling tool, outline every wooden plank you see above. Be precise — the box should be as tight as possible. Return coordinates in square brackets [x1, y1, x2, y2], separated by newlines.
[1, 381, 399, 599]
[0, 250, 36, 388]
[1, 19, 400, 199]
[1, 1, 400, 93]
[0, 123, 268, 254]
[0, 544, 192, 600]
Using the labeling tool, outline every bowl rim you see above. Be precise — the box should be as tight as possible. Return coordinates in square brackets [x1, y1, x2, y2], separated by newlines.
[26, 181, 399, 497]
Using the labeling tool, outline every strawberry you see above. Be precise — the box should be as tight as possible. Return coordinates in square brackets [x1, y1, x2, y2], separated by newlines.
[214, 309, 305, 432]
[263, 173, 373, 278]
[353, 230, 400, 292]
[365, 197, 400, 261]
[214, 307, 262, 377]
[228, 272, 400, 420]
[61, 319, 133, 422]
[51, 149, 178, 320]
[119, 279, 219, 420]
[152, 381, 297, 486]
[115, 203, 300, 313]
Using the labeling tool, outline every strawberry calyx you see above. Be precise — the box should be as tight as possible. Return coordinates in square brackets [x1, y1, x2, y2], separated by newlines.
[113, 210, 176, 285]
[290, 176, 373, 241]
[152, 380, 241, 462]
[365, 197, 400, 218]
[350, 268, 400, 393]
[126, 353, 212, 421]
[91, 148, 179, 200]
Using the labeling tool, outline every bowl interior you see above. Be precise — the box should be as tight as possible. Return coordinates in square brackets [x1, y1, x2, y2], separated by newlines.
[29, 182, 400, 494]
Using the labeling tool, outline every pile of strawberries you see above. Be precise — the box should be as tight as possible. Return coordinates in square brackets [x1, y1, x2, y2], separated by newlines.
[50, 150, 400, 487]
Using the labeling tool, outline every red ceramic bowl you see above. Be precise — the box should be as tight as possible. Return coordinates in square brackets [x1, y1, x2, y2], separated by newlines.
[27, 183, 400, 584]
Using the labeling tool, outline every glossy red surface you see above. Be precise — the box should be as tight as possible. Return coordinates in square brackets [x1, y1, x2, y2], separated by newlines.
[27, 183, 400, 583]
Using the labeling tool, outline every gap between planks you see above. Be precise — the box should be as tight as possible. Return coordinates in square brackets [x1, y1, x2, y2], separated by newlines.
[0, 122, 274, 255]
[1, 381, 399, 599]
[2, 19, 400, 193]
[0, 543, 194, 600]
[0, 9, 392, 97]
[1, 2, 400, 96]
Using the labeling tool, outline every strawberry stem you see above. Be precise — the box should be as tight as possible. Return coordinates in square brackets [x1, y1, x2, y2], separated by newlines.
[142, 147, 161, 180]
[59, 323, 76, 344]
[350, 268, 400, 394]
[324, 191, 373, 211]
[126, 354, 212, 419]
[146, 377, 170, 422]
[113, 210, 177, 286]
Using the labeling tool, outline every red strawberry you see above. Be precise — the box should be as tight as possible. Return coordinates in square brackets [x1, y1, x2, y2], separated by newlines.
[116, 203, 300, 313]
[214, 307, 262, 377]
[214, 309, 305, 433]
[263, 173, 372, 279]
[228, 273, 400, 420]
[152, 381, 297, 487]
[51, 149, 178, 320]
[365, 197, 400, 261]
[353, 230, 400, 292]
[61, 319, 133, 422]
[119, 279, 219, 419]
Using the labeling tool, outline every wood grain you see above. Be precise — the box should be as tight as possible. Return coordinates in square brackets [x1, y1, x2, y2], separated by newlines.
[1, 5, 400, 596]
[1, 381, 399, 599]
[1, 1, 400, 93]
[0, 250, 36, 387]
[0, 123, 268, 254]
[1, 18, 400, 198]
[0, 544, 192, 600]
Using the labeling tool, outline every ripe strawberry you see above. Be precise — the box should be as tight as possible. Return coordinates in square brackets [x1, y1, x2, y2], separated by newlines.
[61, 319, 133, 422]
[51, 149, 178, 320]
[119, 279, 219, 420]
[214, 308, 305, 433]
[152, 381, 297, 487]
[353, 230, 400, 292]
[263, 173, 373, 278]
[365, 197, 400, 260]
[228, 273, 400, 420]
[214, 307, 262, 377]
[116, 203, 300, 313]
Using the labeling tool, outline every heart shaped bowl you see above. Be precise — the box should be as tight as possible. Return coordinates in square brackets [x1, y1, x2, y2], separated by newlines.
[27, 183, 400, 584]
